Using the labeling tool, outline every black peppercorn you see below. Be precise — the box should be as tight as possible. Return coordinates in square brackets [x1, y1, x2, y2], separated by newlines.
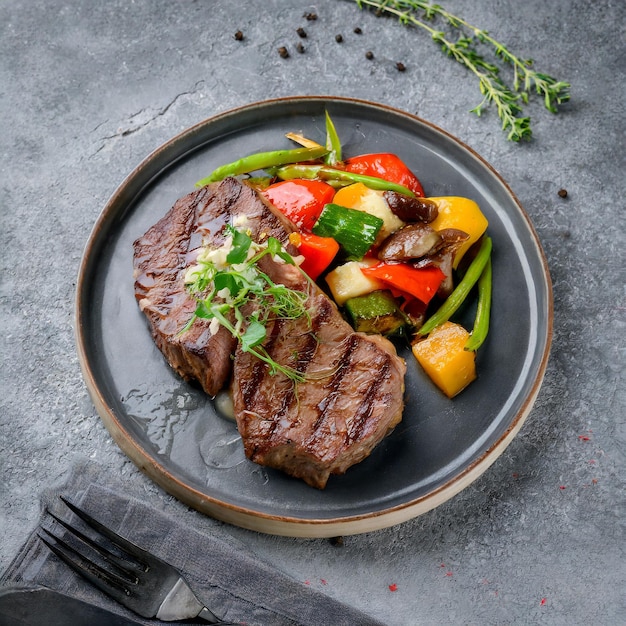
[365, 50, 374, 60]
[354, 26, 362, 34]
[297, 27, 307, 38]
[558, 188, 568, 198]
[296, 42, 305, 54]
[396, 61, 406, 72]
[304, 11, 317, 20]
[234, 30, 244, 41]
[278, 46, 289, 59]
[335, 34, 343, 43]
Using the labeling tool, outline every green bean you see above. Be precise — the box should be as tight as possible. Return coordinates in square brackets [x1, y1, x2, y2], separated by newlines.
[418, 236, 492, 336]
[195, 145, 328, 187]
[324, 110, 342, 166]
[465, 256, 492, 351]
[274, 164, 416, 197]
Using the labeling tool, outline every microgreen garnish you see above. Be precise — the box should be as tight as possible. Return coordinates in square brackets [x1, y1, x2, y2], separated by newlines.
[183, 226, 311, 382]
[354, 0, 570, 141]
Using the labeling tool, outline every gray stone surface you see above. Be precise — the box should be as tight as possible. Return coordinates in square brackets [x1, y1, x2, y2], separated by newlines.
[1, 1, 624, 624]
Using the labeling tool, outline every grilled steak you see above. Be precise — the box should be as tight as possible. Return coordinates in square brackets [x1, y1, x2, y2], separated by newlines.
[134, 177, 406, 488]
[133, 177, 294, 396]
[232, 257, 406, 488]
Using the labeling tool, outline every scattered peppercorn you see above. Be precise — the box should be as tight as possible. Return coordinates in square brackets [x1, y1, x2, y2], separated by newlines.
[335, 34, 344, 43]
[296, 42, 305, 54]
[297, 27, 307, 38]
[278, 46, 289, 59]
[354, 26, 363, 34]
[558, 188, 568, 198]
[234, 30, 244, 41]
[329, 536, 344, 547]
[396, 61, 406, 72]
[365, 50, 374, 60]
[304, 11, 317, 20]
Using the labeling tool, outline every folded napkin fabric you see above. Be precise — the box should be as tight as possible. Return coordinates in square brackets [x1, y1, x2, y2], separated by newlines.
[1, 461, 385, 626]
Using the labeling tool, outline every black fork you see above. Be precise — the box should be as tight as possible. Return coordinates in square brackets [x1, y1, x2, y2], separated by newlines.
[38, 497, 233, 623]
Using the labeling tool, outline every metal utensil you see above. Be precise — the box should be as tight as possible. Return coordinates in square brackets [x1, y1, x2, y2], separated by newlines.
[38, 497, 234, 624]
[0, 585, 146, 626]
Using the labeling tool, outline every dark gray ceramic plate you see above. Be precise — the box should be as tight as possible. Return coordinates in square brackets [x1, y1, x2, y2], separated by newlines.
[76, 96, 552, 536]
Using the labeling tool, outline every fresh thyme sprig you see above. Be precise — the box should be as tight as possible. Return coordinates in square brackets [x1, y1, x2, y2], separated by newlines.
[183, 226, 311, 382]
[354, 0, 570, 141]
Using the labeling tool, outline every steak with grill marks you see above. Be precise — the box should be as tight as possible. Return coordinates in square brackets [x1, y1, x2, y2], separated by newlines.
[133, 177, 406, 488]
[133, 177, 295, 396]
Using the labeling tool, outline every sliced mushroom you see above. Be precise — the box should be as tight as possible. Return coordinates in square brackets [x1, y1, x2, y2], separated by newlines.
[412, 229, 470, 298]
[383, 191, 439, 223]
[378, 223, 443, 261]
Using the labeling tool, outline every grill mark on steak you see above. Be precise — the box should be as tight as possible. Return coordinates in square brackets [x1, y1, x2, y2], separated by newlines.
[241, 283, 331, 413]
[346, 360, 390, 445]
[310, 336, 393, 446]
[240, 316, 286, 410]
[313, 334, 358, 431]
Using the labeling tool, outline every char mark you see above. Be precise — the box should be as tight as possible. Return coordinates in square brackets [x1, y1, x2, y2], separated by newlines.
[313, 334, 360, 432]
[346, 359, 390, 444]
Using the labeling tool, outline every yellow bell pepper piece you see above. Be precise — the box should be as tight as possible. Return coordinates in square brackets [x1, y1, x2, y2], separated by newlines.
[333, 182, 404, 242]
[428, 197, 488, 268]
[412, 321, 477, 397]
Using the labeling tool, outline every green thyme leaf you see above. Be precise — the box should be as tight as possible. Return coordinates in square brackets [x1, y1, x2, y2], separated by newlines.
[353, 0, 570, 141]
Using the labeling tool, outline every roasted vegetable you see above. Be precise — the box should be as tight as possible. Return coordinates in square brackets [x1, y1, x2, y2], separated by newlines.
[196, 146, 328, 187]
[377, 223, 443, 261]
[325, 258, 384, 305]
[332, 183, 405, 243]
[345, 290, 408, 336]
[412, 228, 470, 298]
[465, 256, 492, 351]
[427, 197, 488, 268]
[324, 110, 342, 166]
[273, 163, 415, 197]
[262, 179, 335, 231]
[383, 191, 439, 223]
[412, 321, 477, 397]
[344, 153, 425, 196]
[361, 262, 445, 306]
[312, 202, 383, 258]
[418, 236, 492, 336]
[289, 231, 339, 281]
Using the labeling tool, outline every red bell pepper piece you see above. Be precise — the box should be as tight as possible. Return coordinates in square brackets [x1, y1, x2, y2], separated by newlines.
[290, 231, 340, 281]
[361, 262, 444, 305]
[262, 179, 336, 232]
[343, 153, 425, 197]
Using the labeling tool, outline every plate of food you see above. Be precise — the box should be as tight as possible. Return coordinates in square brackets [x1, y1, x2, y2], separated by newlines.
[76, 96, 552, 536]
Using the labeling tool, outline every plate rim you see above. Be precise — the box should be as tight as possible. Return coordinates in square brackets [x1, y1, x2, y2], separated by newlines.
[75, 95, 553, 537]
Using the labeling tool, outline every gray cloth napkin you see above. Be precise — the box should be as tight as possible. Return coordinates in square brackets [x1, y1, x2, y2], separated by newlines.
[1, 462, 384, 626]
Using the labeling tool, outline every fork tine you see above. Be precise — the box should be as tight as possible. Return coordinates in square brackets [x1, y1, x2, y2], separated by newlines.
[38, 527, 133, 600]
[59, 496, 150, 564]
[47, 509, 141, 580]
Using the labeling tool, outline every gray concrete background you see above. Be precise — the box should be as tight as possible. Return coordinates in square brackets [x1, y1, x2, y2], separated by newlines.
[1, 1, 624, 624]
